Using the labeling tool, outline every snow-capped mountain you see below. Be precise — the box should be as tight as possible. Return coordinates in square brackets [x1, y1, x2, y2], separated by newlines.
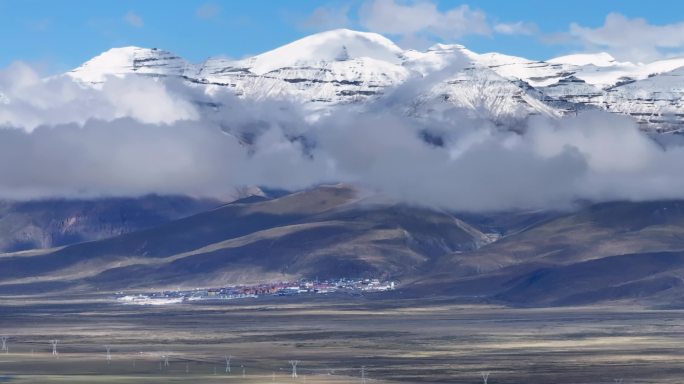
[66, 29, 684, 130]
[193, 30, 410, 111]
[67, 47, 191, 83]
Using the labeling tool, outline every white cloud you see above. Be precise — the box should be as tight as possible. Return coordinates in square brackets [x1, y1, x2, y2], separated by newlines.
[300, 5, 351, 30]
[123, 11, 144, 28]
[359, 0, 491, 45]
[355, 0, 538, 48]
[4, 62, 684, 210]
[567, 13, 684, 62]
[0, 63, 197, 131]
[100, 77, 198, 125]
[494, 21, 537, 36]
[0, 119, 247, 199]
[196, 3, 222, 20]
[312, 109, 684, 211]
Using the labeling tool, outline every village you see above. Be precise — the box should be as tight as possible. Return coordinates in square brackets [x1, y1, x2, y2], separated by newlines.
[116, 278, 397, 305]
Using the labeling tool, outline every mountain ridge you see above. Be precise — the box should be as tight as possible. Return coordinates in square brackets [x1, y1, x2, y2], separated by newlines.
[4, 186, 684, 308]
[61, 29, 684, 130]
[0, 185, 491, 294]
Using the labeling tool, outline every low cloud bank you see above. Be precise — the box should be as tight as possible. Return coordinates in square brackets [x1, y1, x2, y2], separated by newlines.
[1, 62, 684, 211]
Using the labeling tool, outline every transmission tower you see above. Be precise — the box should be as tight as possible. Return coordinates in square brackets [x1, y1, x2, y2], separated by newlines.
[225, 354, 232, 373]
[50, 340, 59, 356]
[481, 371, 490, 384]
[289, 360, 299, 379]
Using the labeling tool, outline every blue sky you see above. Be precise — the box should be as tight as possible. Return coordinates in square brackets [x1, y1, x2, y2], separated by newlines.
[2, 0, 684, 73]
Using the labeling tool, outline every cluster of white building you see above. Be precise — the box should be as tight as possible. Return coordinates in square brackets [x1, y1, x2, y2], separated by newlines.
[115, 277, 397, 306]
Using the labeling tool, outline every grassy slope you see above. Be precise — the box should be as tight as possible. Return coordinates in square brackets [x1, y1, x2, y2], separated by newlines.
[0, 185, 485, 292]
[411, 200, 684, 306]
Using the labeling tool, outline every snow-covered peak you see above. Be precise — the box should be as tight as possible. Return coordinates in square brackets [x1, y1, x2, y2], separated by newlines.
[68, 46, 190, 83]
[425, 43, 481, 61]
[424, 45, 531, 68]
[548, 52, 617, 67]
[237, 29, 404, 75]
[59, 29, 684, 130]
[637, 57, 684, 77]
[402, 45, 472, 75]
[428, 43, 467, 52]
[475, 52, 533, 66]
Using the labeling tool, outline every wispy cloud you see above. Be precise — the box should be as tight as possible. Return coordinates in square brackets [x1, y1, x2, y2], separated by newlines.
[359, 0, 490, 44]
[4, 61, 684, 210]
[26, 18, 51, 32]
[300, 4, 351, 31]
[123, 11, 144, 28]
[560, 13, 684, 62]
[295, 1, 541, 49]
[494, 21, 538, 36]
[196, 3, 222, 20]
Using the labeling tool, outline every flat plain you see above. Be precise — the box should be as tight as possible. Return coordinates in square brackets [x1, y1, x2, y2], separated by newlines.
[1, 294, 684, 383]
